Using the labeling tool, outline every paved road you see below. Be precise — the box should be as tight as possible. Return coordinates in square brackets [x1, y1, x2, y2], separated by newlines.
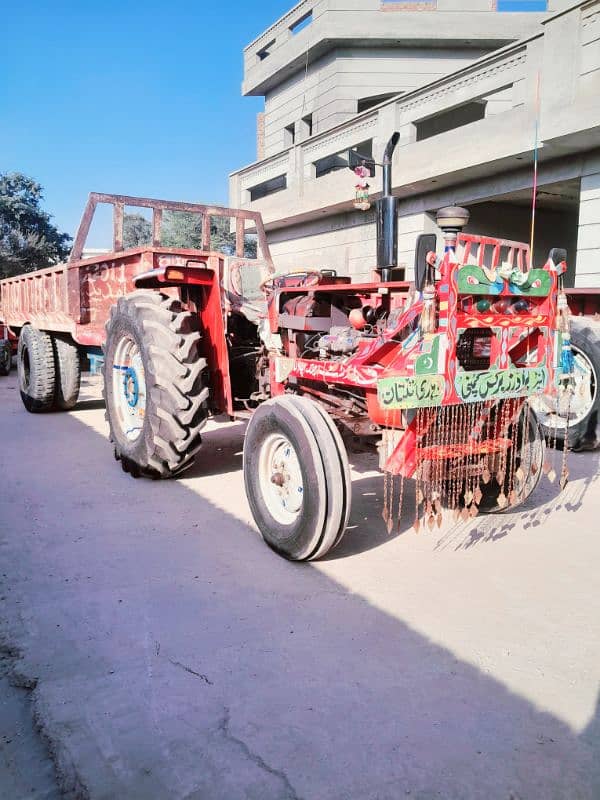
[1, 372, 599, 800]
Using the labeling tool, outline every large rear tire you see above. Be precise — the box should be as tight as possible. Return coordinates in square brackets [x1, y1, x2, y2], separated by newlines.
[17, 326, 56, 412]
[103, 291, 209, 478]
[52, 335, 81, 410]
[243, 395, 351, 561]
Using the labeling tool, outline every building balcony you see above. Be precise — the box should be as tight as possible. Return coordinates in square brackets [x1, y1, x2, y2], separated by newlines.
[231, 0, 600, 232]
[242, 0, 548, 96]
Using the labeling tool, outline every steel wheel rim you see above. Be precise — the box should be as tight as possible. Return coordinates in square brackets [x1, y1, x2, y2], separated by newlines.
[531, 344, 597, 430]
[112, 335, 146, 442]
[258, 433, 304, 526]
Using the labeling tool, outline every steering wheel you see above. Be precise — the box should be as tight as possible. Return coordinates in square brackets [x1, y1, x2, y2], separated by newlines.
[259, 269, 323, 294]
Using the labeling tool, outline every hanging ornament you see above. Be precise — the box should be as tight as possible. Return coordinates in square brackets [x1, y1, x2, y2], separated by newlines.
[353, 164, 371, 211]
[420, 282, 437, 334]
[557, 292, 575, 381]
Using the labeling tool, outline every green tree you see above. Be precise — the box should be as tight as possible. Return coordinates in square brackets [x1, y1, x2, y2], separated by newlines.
[0, 172, 71, 278]
[161, 211, 257, 258]
[123, 213, 152, 249]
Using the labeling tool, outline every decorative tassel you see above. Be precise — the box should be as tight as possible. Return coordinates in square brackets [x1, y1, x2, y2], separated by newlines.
[353, 165, 371, 211]
[421, 283, 436, 334]
[557, 292, 574, 381]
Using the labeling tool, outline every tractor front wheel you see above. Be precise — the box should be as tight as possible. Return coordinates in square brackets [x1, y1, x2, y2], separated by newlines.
[103, 291, 209, 478]
[244, 395, 351, 561]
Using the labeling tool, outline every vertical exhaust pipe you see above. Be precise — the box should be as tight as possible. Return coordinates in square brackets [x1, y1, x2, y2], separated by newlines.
[376, 132, 400, 282]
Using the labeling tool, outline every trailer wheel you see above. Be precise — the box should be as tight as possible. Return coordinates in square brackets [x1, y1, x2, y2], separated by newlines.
[17, 326, 56, 412]
[103, 291, 209, 478]
[243, 395, 350, 561]
[533, 318, 600, 449]
[0, 340, 11, 376]
[52, 335, 81, 410]
[476, 404, 544, 514]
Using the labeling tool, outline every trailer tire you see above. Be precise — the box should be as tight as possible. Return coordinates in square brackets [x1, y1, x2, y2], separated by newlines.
[0, 340, 11, 376]
[103, 291, 209, 478]
[537, 318, 600, 449]
[52, 335, 81, 410]
[243, 395, 349, 561]
[17, 326, 56, 412]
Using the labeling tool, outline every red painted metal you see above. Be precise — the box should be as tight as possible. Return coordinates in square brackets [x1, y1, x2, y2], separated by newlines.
[267, 235, 562, 477]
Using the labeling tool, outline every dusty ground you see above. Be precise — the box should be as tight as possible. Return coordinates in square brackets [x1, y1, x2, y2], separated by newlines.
[1, 371, 599, 800]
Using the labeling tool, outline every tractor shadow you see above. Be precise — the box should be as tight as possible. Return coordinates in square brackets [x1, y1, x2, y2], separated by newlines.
[325, 448, 600, 559]
[434, 448, 600, 553]
[185, 420, 247, 478]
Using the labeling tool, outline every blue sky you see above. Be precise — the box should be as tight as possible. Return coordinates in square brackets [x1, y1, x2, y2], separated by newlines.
[0, 0, 291, 239]
[1, 0, 545, 242]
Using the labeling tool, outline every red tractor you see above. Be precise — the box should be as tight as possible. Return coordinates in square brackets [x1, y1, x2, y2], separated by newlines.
[0, 134, 571, 560]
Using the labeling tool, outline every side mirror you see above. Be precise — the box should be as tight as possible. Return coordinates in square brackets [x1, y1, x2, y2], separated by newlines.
[548, 247, 567, 266]
[414, 234, 437, 292]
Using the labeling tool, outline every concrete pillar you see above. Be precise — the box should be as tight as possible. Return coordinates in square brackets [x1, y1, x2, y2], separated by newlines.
[575, 163, 600, 288]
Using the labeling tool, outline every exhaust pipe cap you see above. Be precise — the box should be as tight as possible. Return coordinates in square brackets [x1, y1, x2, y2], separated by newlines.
[436, 205, 470, 232]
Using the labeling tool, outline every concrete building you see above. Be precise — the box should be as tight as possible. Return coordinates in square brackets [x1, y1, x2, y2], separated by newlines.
[230, 0, 600, 286]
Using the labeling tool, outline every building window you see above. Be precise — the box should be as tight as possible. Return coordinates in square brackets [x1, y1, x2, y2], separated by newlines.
[284, 124, 296, 147]
[249, 174, 287, 201]
[415, 101, 486, 142]
[289, 11, 312, 34]
[314, 140, 373, 179]
[257, 39, 275, 61]
[300, 114, 313, 139]
[496, 0, 547, 8]
[357, 93, 399, 113]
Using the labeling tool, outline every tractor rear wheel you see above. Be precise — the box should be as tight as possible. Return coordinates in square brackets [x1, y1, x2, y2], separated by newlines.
[52, 335, 81, 410]
[243, 395, 351, 561]
[103, 291, 209, 478]
[17, 326, 56, 412]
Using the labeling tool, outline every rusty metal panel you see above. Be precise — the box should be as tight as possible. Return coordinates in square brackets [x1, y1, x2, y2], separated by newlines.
[113, 202, 124, 252]
[152, 208, 162, 247]
[69, 192, 274, 271]
[236, 218, 245, 258]
[202, 215, 211, 251]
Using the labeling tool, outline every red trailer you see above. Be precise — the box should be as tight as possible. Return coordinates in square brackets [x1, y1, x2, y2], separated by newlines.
[0, 192, 274, 417]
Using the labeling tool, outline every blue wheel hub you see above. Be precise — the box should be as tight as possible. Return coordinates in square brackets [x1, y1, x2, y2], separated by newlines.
[123, 366, 139, 408]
